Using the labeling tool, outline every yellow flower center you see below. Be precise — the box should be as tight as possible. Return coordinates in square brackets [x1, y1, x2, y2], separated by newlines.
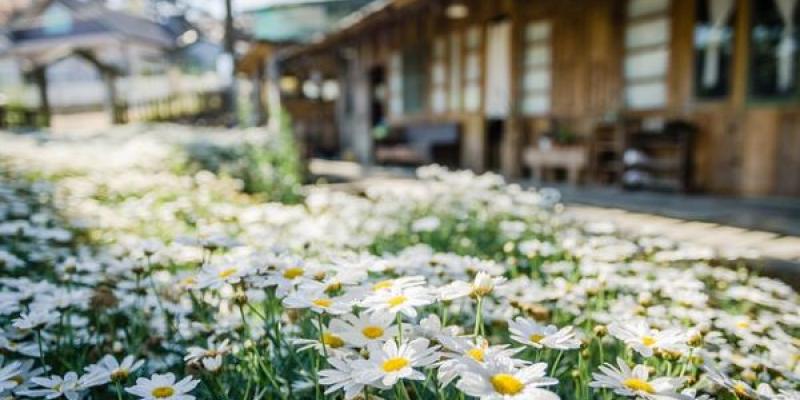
[623, 378, 655, 394]
[181, 276, 196, 286]
[110, 369, 129, 381]
[734, 383, 749, 396]
[387, 295, 407, 307]
[362, 326, 385, 339]
[467, 348, 485, 362]
[529, 334, 545, 343]
[736, 321, 750, 329]
[217, 267, 237, 279]
[151, 387, 175, 398]
[312, 298, 332, 308]
[490, 374, 524, 395]
[283, 267, 304, 279]
[325, 282, 342, 293]
[10, 375, 23, 385]
[642, 336, 656, 347]
[322, 333, 344, 348]
[381, 357, 409, 372]
[373, 280, 394, 291]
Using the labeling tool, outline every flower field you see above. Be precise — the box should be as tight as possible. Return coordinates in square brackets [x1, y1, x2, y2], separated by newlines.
[0, 126, 798, 400]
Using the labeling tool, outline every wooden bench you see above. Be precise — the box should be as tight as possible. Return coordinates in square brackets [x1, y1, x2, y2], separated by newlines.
[523, 146, 588, 185]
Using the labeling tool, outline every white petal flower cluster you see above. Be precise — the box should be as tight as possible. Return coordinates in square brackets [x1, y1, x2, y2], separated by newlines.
[0, 127, 796, 399]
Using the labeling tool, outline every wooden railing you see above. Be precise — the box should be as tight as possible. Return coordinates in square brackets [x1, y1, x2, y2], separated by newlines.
[0, 105, 48, 129]
[0, 91, 228, 129]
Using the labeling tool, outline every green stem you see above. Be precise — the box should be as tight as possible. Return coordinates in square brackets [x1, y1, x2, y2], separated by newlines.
[395, 382, 411, 400]
[115, 381, 124, 400]
[317, 313, 328, 358]
[396, 313, 403, 344]
[35, 329, 47, 372]
[678, 349, 692, 377]
[473, 296, 483, 337]
[550, 350, 564, 376]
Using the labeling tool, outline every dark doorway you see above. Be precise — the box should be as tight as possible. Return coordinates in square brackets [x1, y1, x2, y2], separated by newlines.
[369, 66, 387, 137]
[486, 119, 504, 171]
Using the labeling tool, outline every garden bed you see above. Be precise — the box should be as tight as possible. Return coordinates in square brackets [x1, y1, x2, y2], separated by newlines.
[0, 126, 797, 400]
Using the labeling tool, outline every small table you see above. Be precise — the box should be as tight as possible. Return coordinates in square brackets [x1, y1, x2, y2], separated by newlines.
[523, 146, 588, 185]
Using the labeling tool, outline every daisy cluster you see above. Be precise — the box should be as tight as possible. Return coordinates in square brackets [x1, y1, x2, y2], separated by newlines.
[0, 126, 798, 400]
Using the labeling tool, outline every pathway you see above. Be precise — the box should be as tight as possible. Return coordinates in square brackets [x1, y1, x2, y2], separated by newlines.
[309, 159, 800, 285]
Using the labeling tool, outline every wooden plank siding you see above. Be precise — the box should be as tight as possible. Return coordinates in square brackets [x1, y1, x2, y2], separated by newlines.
[280, 0, 800, 197]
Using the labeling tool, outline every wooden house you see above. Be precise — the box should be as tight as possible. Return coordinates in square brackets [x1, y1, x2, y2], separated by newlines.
[279, 0, 800, 197]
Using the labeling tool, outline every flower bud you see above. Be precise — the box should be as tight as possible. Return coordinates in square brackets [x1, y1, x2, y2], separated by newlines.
[593, 325, 608, 338]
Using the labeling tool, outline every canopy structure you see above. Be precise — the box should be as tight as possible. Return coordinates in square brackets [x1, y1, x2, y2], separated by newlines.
[2, 0, 175, 124]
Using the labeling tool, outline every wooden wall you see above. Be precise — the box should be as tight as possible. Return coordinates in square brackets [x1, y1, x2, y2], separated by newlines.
[281, 0, 800, 197]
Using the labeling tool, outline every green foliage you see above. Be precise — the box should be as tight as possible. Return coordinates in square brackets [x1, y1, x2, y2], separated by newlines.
[177, 112, 303, 203]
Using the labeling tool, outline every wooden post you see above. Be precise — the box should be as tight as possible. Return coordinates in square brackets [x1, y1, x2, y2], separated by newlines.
[502, 1, 523, 178]
[33, 66, 51, 127]
[461, 114, 486, 172]
[731, 0, 751, 109]
[103, 70, 120, 124]
[253, 62, 267, 126]
[351, 46, 373, 165]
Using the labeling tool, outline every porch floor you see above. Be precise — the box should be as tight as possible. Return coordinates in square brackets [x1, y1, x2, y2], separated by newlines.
[548, 184, 800, 237]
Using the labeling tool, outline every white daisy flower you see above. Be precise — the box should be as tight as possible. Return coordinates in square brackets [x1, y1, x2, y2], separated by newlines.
[85, 354, 144, 383]
[590, 358, 685, 399]
[194, 261, 250, 290]
[456, 356, 559, 399]
[125, 373, 199, 400]
[319, 356, 380, 399]
[283, 286, 352, 315]
[352, 338, 439, 387]
[201, 355, 223, 372]
[438, 336, 521, 387]
[608, 320, 688, 357]
[184, 338, 231, 364]
[508, 317, 581, 350]
[19, 370, 105, 400]
[0, 359, 21, 393]
[439, 271, 507, 301]
[702, 362, 763, 399]
[368, 276, 427, 293]
[413, 314, 461, 344]
[12, 310, 60, 331]
[361, 287, 434, 318]
[329, 312, 397, 347]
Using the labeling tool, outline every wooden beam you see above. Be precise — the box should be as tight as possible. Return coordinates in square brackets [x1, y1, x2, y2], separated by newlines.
[731, 0, 751, 109]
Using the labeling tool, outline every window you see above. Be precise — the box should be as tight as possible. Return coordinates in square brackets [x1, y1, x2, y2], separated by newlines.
[431, 36, 447, 114]
[448, 31, 463, 111]
[624, 0, 671, 110]
[388, 51, 403, 117]
[522, 21, 552, 115]
[749, 0, 800, 99]
[402, 45, 426, 114]
[464, 25, 482, 112]
[694, 0, 736, 99]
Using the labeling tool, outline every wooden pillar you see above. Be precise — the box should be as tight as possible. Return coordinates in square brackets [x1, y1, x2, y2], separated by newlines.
[461, 114, 486, 172]
[33, 67, 50, 127]
[102, 70, 120, 124]
[740, 110, 779, 196]
[335, 52, 352, 157]
[502, 2, 523, 178]
[252, 63, 267, 126]
[731, 0, 751, 109]
[266, 56, 283, 133]
[351, 45, 373, 165]
[500, 117, 522, 177]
